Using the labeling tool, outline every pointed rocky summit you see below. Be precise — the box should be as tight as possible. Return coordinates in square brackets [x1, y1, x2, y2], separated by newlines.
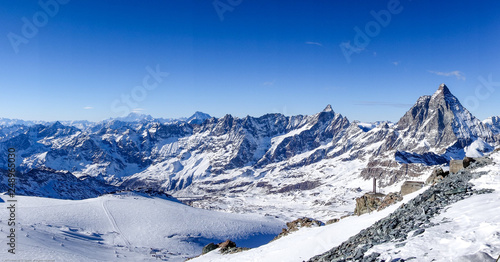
[323, 104, 334, 113]
[396, 83, 494, 154]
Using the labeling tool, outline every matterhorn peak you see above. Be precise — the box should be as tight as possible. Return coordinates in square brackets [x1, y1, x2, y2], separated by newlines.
[322, 104, 334, 113]
[438, 83, 451, 92]
[431, 83, 455, 101]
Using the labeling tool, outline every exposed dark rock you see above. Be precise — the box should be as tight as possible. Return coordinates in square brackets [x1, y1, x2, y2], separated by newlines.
[273, 217, 324, 241]
[217, 240, 250, 254]
[275, 181, 321, 193]
[202, 243, 218, 254]
[354, 193, 385, 216]
[463, 157, 476, 169]
[412, 228, 425, 236]
[377, 192, 403, 211]
[326, 218, 340, 225]
[425, 167, 449, 185]
[218, 239, 236, 251]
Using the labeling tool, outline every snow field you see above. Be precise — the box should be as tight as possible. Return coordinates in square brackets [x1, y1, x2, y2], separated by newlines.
[0, 192, 284, 261]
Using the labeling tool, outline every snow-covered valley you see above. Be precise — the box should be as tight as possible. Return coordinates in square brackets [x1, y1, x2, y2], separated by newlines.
[0, 192, 284, 261]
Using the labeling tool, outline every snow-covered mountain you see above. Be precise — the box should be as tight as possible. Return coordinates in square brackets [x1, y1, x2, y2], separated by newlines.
[186, 111, 212, 125]
[0, 84, 498, 220]
[396, 84, 494, 156]
[484, 115, 500, 135]
[0, 167, 115, 200]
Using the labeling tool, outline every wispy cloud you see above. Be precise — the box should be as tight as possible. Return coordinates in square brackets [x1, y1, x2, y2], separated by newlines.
[132, 108, 145, 113]
[428, 70, 466, 81]
[305, 41, 323, 47]
[354, 101, 413, 108]
[263, 80, 276, 86]
[392, 61, 400, 66]
[83, 106, 93, 110]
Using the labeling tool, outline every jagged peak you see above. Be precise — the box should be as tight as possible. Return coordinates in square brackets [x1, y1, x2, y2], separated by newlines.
[432, 83, 453, 99]
[322, 104, 334, 113]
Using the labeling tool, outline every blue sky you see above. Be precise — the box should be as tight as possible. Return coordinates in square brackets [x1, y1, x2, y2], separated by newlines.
[1, 0, 499, 122]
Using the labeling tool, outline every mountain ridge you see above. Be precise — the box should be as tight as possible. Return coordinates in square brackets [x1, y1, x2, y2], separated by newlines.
[0, 84, 499, 219]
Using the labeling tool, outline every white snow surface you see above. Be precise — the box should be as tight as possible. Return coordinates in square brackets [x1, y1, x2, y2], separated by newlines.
[193, 151, 500, 262]
[191, 188, 427, 262]
[366, 151, 500, 261]
[0, 193, 283, 261]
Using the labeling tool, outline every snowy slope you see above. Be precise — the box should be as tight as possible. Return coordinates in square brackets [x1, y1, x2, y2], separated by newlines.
[0, 193, 284, 261]
[366, 151, 500, 261]
[193, 151, 500, 262]
[190, 187, 427, 262]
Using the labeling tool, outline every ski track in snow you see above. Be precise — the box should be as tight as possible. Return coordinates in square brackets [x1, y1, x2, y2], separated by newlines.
[101, 198, 131, 248]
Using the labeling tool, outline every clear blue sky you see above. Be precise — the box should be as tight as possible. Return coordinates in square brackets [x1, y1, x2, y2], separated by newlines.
[1, 0, 499, 122]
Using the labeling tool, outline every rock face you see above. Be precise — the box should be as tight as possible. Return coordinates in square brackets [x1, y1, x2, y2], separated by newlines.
[199, 240, 249, 256]
[354, 193, 385, 216]
[308, 157, 494, 262]
[201, 243, 218, 254]
[425, 167, 449, 185]
[396, 84, 494, 154]
[377, 192, 403, 211]
[273, 217, 324, 240]
[463, 156, 476, 169]
[218, 240, 236, 251]
[400, 181, 424, 196]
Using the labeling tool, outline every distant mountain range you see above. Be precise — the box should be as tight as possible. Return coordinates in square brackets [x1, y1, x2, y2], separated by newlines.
[1, 84, 499, 219]
[0, 111, 212, 129]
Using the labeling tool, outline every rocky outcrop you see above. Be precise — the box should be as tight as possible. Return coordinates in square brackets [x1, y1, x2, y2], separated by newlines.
[201, 243, 218, 254]
[273, 217, 324, 241]
[326, 218, 340, 225]
[354, 192, 403, 216]
[463, 156, 476, 169]
[377, 192, 403, 211]
[200, 239, 249, 256]
[218, 240, 237, 253]
[354, 193, 385, 216]
[309, 157, 494, 262]
[425, 167, 449, 185]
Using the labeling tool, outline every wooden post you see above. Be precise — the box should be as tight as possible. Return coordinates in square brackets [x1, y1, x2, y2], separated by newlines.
[373, 177, 376, 194]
